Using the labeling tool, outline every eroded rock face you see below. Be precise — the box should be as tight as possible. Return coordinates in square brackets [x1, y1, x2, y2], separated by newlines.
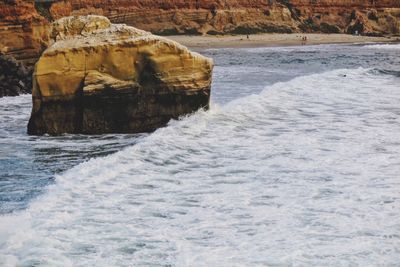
[1, 0, 400, 76]
[28, 15, 213, 135]
[290, 0, 400, 35]
[48, 0, 297, 35]
[47, 0, 400, 36]
[0, 0, 50, 67]
[0, 53, 32, 97]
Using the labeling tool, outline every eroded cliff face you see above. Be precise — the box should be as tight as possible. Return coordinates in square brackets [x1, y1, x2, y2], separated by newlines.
[45, 0, 296, 36]
[0, 0, 51, 96]
[286, 0, 400, 35]
[0, 0, 50, 66]
[46, 0, 400, 35]
[28, 16, 213, 135]
[0, 0, 400, 71]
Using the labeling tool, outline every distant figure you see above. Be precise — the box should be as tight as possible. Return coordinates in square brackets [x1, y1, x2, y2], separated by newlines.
[247, 34, 249, 40]
[301, 36, 307, 45]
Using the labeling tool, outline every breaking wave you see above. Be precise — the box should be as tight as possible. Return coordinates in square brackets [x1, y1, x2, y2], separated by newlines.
[362, 43, 400, 50]
[1, 68, 400, 266]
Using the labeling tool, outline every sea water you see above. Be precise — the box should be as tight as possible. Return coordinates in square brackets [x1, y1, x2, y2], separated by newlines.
[0, 43, 399, 266]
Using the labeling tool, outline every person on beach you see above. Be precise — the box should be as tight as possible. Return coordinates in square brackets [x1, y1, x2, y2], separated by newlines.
[300, 36, 307, 45]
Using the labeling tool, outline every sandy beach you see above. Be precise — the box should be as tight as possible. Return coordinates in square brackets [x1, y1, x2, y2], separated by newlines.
[169, 33, 400, 49]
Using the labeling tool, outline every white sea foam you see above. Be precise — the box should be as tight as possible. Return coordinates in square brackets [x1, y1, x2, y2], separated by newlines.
[1, 68, 400, 266]
[362, 43, 400, 50]
[206, 44, 332, 53]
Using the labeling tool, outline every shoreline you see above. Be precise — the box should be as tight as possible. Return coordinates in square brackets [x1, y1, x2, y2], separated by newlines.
[168, 33, 400, 49]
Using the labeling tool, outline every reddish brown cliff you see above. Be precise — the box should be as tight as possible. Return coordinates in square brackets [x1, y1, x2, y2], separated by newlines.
[46, 0, 296, 35]
[0, 0, 49, 96]
[44, 0, 400, 35]
[0, 0, 49, 66]
[1, 0, 400, 67]
[287, 0, 400, 35]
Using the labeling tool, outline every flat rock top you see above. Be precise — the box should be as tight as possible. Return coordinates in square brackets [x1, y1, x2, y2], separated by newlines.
[48, 15, 192, 54]
[34, 15, 213, 98]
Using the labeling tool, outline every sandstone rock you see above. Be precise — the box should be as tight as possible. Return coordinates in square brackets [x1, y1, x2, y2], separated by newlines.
[1, 0, 400, 70]
[291, 1, 400, 34]
[27, 15, 213, 135]
[0, 0, 50, 67]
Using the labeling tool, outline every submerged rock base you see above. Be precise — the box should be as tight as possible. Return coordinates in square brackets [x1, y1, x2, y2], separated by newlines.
[28, 16, 213, 135]
[28, 88, 210, 135]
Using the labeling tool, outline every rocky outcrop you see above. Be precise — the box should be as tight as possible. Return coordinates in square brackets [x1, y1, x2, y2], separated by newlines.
[47, 0, 297, 35]
[0, 0, 50, 67]
[45, 0, 400, 36]
[0, 53, 32, 97]
[288, 0, 400, 36]
[1, 1, 399, 59]
[27, 16, 213, 135]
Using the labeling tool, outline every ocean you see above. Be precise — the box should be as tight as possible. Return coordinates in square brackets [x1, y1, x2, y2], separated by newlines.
[0, 43, 400, 266]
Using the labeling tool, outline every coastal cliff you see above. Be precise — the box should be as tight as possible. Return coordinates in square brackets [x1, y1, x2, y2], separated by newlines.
[0, 0, 48, 96]
[0, 0, 399, 96]
[47, 0, 400, 36]
[0, 0, 49, 66]
[288, 0, 400, 35]
[28, 15, 213, 135]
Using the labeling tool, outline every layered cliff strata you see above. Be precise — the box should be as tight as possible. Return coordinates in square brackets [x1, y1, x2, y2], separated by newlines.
[287, 0, 400, 35]
[47, 0, 297, 35]
[27, 15, 213, 135]
[47, 0, 400, 35]
[0, 0, 49, 66]
[1, 1, 399, 55]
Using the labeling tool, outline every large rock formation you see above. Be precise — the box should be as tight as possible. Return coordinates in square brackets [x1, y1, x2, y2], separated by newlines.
[27, 15, 213, 135]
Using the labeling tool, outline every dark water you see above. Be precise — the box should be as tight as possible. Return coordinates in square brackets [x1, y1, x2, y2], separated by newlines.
[0, 99, 146, 213]
[0, 43, 399, 266]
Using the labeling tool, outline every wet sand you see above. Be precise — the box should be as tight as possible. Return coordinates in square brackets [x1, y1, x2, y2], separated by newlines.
[168, 33, 399, 48]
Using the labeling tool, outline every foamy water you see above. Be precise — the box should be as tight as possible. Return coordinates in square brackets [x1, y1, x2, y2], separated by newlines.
[1, 66, 400, 266]
[362, 43, 400, 50]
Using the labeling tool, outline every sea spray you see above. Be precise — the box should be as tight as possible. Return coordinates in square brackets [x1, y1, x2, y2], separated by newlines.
[1, 67, 400, 266]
